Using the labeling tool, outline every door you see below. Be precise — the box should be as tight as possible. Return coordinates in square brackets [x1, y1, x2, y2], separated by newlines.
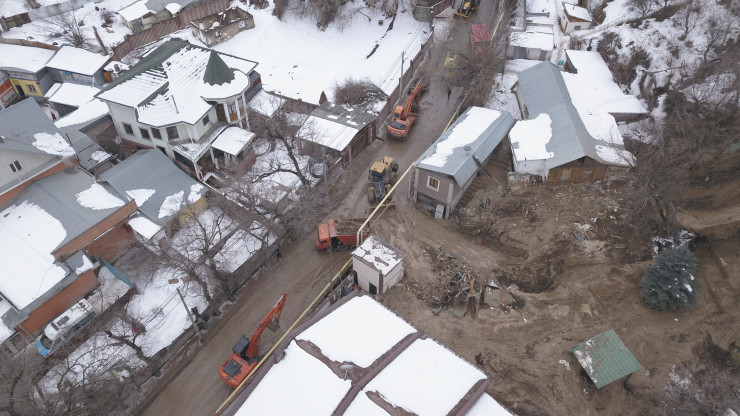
[434, 204, 445, 219]
[539, 50, 548, 61]
[369, 282, 377, 295]
[15, 85, 25, 97]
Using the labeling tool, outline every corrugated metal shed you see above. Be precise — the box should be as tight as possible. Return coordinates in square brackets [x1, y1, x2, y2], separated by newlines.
[99, 149, 205, 225]
[572, 329, 641, 389]
[416, 107, 514, 186]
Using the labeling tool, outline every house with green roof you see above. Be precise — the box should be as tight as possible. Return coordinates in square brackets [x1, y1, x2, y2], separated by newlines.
[95, 41, 261, 180]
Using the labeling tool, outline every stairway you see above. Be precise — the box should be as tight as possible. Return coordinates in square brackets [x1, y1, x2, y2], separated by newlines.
[456, 176, 484, 210]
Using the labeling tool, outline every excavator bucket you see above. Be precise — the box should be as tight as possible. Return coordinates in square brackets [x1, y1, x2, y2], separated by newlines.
[266, 316, 280, 332]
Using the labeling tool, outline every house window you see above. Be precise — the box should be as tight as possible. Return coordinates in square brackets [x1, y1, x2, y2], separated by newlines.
[202, 115, 210, 126]
[166, 126, 179, 139]
[9, 160, 22, 172]
[26, 84, 37, 93]
[560, 169, 571, 180]
[123, 123, 134, 135]
[582, 169, 593, 180]
[151, 128, 161, 139]
[574, 25, 581, 30]
[427, 176, 440, 191]
[140, 128, 150, 139]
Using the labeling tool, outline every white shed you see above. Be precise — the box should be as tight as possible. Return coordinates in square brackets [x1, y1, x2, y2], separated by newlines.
[351, 236, 405, 295]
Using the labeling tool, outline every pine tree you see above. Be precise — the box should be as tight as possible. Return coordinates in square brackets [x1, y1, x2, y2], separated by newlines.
[640, 246, 699, 311]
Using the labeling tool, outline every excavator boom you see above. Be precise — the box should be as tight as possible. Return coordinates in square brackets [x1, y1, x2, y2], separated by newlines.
[387, 77, 424, 139]
[245, 293, 287, 359]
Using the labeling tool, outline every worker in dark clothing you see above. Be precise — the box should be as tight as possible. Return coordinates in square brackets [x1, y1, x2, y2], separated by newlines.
[276, 247, 282, 260]
[447, 87, 452, 100]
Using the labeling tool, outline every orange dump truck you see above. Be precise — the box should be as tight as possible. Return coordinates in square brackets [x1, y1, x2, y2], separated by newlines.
[316, 218, 367, 251]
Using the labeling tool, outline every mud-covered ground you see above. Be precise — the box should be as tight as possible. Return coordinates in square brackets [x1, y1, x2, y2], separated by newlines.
[367, 157, 739, 415]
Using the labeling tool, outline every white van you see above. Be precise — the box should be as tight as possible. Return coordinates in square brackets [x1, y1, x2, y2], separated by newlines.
[36, 299, 96, 357]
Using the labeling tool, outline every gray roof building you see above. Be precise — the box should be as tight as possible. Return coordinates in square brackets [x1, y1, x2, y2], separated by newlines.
[99, 149, 206, 226]
[416, 107, 515, 186]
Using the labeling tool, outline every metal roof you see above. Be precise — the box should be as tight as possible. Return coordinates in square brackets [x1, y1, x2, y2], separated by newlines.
[10, 166, 128, 250]
[0, 98, 62, 155]
[516, 62, 629, 168]
[416, 108, 515, 186]
[99, 149, 204, 225]
[572, 329, 641, 389]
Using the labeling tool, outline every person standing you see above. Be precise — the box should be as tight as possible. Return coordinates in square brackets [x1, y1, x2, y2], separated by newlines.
[447, 87, 452, 101]
[276, 247, 282, 260]
[51, 112, 57, 121]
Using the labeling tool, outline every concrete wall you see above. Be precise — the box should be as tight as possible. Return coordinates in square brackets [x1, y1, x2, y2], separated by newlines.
[512, 157, 547, 176]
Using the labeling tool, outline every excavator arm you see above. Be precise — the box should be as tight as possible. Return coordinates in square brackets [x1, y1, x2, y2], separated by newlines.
[245, 293, 287, 359]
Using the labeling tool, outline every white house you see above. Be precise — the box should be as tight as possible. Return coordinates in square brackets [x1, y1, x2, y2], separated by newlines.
[352, 236, 405, 296]
[560, 2, 593, 33]
[95, 40, 262, 179]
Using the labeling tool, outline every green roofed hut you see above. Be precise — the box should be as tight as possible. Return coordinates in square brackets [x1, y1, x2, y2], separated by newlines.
[572, 329, 641, 389]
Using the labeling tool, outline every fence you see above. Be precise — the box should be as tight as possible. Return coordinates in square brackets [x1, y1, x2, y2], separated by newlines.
[111, 0, 229, 60]
[0, 37, 58, 50]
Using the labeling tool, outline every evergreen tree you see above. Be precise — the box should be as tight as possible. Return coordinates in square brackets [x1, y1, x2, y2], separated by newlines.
[640, 246, 699, 311]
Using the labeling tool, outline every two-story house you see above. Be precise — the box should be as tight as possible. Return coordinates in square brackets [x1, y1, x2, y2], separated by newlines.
[95, 41, 262, 179]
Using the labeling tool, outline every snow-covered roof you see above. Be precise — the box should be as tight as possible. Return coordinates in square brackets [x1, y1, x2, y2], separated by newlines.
[44, 46, 110, 76]
[0, 200, 70, 310]
[226, 294, 511, 416]
[128, 214, 163, 239]
[352, 236, 404, 276]
[296, 102, 377, 152]
[416, 107, 515, 185]
[516, 62, 634, 168]
[0, 299, 16, 343]
[562, 2, 592, 21]
[510, 31, 554, 51]
[45, 83, 100, 107]
[0, 43, 55, 73]
[96, 41, 258, 127]
[0, 167, 132, 310]
[118, 0, 153, 21]
[164, 2, 182, 14]
[564, 50, 648, 116]
[99, 149, 206, 225]
[510, 113, 555, 162]
[248, 89, 285, 117]
[211, 127, 254, 155]
[54, 98, 111, 128]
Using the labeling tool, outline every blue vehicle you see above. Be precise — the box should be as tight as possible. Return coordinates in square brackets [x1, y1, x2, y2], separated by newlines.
[36, 300, 96, 357]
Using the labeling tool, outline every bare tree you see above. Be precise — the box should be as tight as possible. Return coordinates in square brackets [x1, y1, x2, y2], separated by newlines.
[333, 78, 388, 111]
[699, 14, 734, 62]
[628, 0, 654, 19]
[43, 9, 90, 48]
[675, 0, 706, 40]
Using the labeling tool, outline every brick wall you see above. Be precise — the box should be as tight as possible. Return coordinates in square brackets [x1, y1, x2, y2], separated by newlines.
[18, 269, 99, 334]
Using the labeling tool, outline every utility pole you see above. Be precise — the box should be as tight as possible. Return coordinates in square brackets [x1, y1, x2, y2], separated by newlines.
[177, 287, 203, 342]
[399, 51, 405, 97]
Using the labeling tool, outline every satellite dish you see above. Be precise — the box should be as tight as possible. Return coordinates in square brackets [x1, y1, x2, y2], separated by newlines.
[340, 364, 354, 380]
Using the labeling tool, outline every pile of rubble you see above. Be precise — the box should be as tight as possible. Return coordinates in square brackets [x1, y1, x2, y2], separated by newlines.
[405, 248, 509, 318]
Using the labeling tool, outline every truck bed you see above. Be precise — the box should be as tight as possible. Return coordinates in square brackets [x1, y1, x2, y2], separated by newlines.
[333, 218, 365, 235]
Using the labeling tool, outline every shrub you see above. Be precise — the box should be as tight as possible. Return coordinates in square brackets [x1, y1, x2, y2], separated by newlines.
[639, 246, 699, 311]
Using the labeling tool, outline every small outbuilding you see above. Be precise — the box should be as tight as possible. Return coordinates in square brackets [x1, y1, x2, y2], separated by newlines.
[295, 101, 377, 166]
[352, 236, 405, 296]
[190, 6, 255, 47]
[572, 329, 642, 389]
[560, 2, 593, 33]
[44, 46, 111, 87]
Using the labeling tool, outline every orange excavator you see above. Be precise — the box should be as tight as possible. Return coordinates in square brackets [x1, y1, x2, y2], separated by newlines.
[218, 293, 287, 388]
[387, 77, 424, 140]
